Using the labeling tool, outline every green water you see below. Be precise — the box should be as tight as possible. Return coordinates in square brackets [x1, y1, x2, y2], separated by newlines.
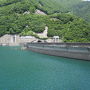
[0, 46, 90, 90]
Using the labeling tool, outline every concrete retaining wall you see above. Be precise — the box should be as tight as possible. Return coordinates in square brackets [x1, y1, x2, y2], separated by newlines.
[26, 43, 90, 61]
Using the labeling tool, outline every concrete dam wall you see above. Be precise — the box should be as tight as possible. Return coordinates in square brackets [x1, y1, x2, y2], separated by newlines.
[26, 43, 90, 61]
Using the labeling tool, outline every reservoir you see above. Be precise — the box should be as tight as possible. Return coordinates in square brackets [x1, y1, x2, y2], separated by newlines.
[0, 46, 90, 90]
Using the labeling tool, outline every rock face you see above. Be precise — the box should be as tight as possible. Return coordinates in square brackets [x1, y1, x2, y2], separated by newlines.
[37, 26, 48, 38]
[23, 11, 30, 15]
[35, 9, 47, 15]
[50, 18, 59, 21]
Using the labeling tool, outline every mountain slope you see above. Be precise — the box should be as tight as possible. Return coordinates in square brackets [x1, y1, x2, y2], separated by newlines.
[36, 0, 82, 14]
[73, 1, 90, 22]
[0, 0, 37, 16]
[0, 0, 90, 42]
[36, 0, 90, 22]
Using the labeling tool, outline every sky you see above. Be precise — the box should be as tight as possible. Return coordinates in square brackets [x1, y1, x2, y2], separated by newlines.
[83, 0, 90, 1]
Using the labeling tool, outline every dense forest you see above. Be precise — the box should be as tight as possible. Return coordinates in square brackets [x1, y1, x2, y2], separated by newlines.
[36, 0, 90, 22]
[0, 0, 90, 42]
[73, 1, 90, 22]
[36, 0, 81, 14]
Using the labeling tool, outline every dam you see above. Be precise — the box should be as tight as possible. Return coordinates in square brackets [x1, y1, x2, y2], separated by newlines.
[0, 46, 90, 90]
[26, 43, 90, 61]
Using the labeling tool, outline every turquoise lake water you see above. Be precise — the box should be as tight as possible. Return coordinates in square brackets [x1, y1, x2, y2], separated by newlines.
[0, 46, 90, 90]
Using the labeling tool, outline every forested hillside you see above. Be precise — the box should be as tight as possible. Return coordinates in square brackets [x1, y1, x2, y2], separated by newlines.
[0, 0, 37, 16]
[36, 0, 81, 14]
[36, 0, 90, 22]
[73, 1, 90, 22]
[0, 0, 90, 42]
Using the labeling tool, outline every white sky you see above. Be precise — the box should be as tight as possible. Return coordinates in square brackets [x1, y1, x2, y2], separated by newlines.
[83, 0, 90, 1]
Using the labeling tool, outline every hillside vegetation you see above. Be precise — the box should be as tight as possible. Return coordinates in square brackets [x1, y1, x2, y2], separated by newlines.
[36, 0, 81, 14]
[73, 1, 90, 22]
[0, 0, 90, 42]
[36, 0, 90, 22]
